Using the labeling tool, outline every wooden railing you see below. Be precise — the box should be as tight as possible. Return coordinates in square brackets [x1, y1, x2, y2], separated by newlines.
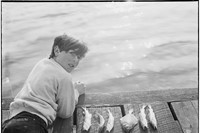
[2, 88, 198, 133]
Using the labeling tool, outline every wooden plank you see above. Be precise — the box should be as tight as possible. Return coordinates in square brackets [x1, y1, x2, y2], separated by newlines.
[76, 106, 123, 133]
[123, 102, 183, 133]
[171, 101, 198, 133]
[78, 88, 198, 105]
[191, 100, 198, 114]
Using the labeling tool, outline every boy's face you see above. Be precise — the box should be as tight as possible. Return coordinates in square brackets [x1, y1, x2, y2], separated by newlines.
[54, 49, 81, 73]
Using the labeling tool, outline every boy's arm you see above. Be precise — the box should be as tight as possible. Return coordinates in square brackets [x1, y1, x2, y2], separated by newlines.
[74, 81, 86, 105]
[74, 88, 79, 105]
[56, 77, 76, 118]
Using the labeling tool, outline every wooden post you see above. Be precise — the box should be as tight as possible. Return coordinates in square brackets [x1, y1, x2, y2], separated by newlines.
[171, 100, 198, 133]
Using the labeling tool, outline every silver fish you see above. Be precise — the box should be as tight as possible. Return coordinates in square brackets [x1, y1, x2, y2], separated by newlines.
[106, 109, 114, 132]
[95, 112, 105, 133]
[82, 107, 92, 131]
[147, 105, 157, 129]
[139, 105, 148, 130]
[96, 112, 105, 128]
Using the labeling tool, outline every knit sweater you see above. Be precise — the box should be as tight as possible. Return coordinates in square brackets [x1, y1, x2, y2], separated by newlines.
[9, 58, 79, 126]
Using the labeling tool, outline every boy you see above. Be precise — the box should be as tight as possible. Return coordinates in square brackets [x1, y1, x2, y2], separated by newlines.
[2, 34, 88, 133]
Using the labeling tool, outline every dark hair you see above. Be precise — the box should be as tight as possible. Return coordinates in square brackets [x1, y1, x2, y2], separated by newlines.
[49, 34, 88, 59]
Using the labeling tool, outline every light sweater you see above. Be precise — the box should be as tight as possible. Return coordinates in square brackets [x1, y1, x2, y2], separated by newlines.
[9, 58, 79, 126]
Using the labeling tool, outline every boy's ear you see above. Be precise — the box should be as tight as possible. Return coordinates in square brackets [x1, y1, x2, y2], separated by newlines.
[54, 46, 60, 57]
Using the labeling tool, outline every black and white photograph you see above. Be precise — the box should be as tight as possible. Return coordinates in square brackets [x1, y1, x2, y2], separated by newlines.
[1, 1, 198, 133]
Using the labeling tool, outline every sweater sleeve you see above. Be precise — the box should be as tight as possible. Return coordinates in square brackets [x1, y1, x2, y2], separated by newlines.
[56, 77, 76, 118]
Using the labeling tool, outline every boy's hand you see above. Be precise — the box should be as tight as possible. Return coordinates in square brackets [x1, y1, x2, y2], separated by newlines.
[74, 81, 86, 95]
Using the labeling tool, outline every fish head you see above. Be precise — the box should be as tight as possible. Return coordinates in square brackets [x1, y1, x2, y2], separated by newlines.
[128, 108, 134, 114]
[107, 109, 111, 114]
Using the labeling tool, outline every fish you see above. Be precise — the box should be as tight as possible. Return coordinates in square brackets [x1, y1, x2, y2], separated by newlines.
[82, 107, 92, 131]
[96, 112, 105, 128]
[106, 109, 115, 132]
[95, 112, 105, 133]
[120, 108, 138, 133]
[139, 105, 148, 130]
[147, 105, 157, 129]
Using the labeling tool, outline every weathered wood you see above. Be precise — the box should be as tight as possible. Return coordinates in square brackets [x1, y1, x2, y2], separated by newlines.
[1, 88, 198, 133]
[76, 106, 123, 133]
[123, 102, 183, 133]
[78, 88, 198, 105]
[191, 100, 198, 114]
[171, 101, 198, 133]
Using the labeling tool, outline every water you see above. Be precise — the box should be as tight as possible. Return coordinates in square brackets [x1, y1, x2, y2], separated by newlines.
[2, 2, 198, 97]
